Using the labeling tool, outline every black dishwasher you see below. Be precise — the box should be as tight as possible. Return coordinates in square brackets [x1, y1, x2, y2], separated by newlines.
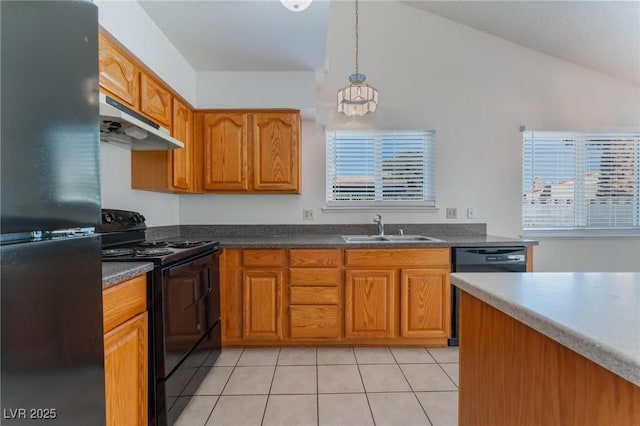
[449, 247, 527, 346]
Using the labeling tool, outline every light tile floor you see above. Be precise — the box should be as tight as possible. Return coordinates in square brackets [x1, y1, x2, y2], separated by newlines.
[176, 346, 459, 426]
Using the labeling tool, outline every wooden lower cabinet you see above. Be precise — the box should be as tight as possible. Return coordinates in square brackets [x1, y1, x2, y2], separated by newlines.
[289, 305, 340, 339]
[104, 313, 148, 426]
[287, 249, 342, 340]
[345, 249, 451, 342]
[102, 275, 148, 426]
[243, 270, 282, 340]
[221, 247, 451, 346]
[459, 291, 639, 426]
[400, 268, 450, 338]
[345, 269, 395, 339]
[221, 249, 285, 343]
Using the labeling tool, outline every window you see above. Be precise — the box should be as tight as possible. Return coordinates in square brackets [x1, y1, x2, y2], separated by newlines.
[326, 130, 435, 208]
[522, 131, 640, 233]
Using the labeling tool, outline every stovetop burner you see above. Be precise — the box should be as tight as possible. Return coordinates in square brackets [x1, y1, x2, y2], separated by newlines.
[138, 241, 169, 248]
[167, 241, 207, 249]
[101, 247, 176, 258]
[102, 248, 137, 258]
[136, 248, 175, 257]
[97, 209, 219, 265]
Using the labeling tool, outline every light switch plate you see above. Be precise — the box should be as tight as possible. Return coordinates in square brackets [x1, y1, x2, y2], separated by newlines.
[467, 207, 476, 219]
[446, 208, 457, 219]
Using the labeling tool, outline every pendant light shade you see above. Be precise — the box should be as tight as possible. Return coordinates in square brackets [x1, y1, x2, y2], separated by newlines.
[337, 0, 378, 117]
[280, 0, 312, 12]
[337, 73, 378, 116]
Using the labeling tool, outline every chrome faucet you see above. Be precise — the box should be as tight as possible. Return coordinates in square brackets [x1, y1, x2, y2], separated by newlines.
[373, 214, 384, 236]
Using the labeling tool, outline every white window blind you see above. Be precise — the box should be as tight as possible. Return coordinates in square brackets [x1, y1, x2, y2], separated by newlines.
[326, 130, 435, 207]
[522, 131, 640, 232]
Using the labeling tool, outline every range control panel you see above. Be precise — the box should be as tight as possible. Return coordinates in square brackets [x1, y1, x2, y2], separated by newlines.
[95, 209, 146, 233]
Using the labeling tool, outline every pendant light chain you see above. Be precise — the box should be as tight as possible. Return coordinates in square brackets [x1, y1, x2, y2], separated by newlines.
[337, 0, 378, 116]
[355, 0, 359, 76]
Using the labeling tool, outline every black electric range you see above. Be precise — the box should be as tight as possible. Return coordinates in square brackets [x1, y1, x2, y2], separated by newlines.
[97, 209, 221, 426]
[98, 209, 219, 266]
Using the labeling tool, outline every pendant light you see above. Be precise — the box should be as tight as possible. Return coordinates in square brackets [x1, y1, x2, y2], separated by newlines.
[337, 0, 378, 117]
[280, 0, 312, 12]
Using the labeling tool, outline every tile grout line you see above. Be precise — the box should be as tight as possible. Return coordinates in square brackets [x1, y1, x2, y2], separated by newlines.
[259, 348, 281, 426]
[395, 350, 436, 426]
[204, 348, 245, 426]
[315, 347, 320, 426]
[200, 346, 457, 426]
[354, 348, 378, 425]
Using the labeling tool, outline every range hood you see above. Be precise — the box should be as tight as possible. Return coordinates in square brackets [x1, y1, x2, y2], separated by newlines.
[99, 93, 183, 151]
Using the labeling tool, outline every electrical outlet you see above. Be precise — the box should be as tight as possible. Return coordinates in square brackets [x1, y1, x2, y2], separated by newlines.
[467, 207, 476, 219]
[446, 207, 457, 219]
[302, 209, 314, 220]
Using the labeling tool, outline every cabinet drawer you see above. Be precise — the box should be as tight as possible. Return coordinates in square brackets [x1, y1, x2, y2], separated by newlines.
[289, 305, 339, 339]
[103, 275, 147, 333]
[345, 248, 450, 267]
[290, 286, 339, 305]
[242, 249, 285, 267]
[289, 249, 340, 267]
[289, 268, 339, 286]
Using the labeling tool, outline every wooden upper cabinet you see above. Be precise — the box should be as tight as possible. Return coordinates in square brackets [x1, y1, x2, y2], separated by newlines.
[201, 112, 249, 191]
[252, 112, 300, 192]
[197, 111, 300, 194]
[140, 74, 172, 128]
[98, 33, 140, 108]
[171, 98, 194, 191]
[131, 97, 194, 193]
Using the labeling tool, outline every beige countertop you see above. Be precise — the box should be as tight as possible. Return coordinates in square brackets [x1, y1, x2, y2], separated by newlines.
[451, 272, 640, 386]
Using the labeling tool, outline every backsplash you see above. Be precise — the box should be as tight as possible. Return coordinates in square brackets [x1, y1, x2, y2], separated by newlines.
[146, 223, 487, 239]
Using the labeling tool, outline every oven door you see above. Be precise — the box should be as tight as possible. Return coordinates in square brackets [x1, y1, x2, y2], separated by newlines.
[161, 251, 220, 377]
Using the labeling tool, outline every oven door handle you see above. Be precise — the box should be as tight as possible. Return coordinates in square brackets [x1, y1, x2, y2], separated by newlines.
[182, 268, 213, 312]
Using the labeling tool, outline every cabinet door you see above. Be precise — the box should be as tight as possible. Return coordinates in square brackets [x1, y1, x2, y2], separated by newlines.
[171, 99, 193, 191]
[98, 33, 139, 108]
[243, 271, 282, 340]
[252, 112, 300, 192]
[202, 113, 249, 191]
[400, 269, 450, 338]
[104, 312, 148, 426]
[140, 73, 172, 128]
[345, 270, 395, 339]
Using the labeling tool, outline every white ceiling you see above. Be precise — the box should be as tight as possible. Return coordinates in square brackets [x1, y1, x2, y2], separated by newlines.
[139, 0, 639, 85]
[138, 0, 330, 72]
[403, 1, 640, 85]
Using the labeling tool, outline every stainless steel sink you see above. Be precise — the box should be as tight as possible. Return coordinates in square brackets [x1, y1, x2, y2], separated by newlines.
[341, 235, 444, 243]
[384, 235, 444, 242]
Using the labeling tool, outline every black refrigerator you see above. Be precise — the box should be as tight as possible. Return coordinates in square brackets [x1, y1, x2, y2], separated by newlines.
[1, 1, 105, 425]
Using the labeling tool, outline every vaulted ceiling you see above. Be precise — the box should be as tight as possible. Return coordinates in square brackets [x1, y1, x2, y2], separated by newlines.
[138, 0, 639, 85]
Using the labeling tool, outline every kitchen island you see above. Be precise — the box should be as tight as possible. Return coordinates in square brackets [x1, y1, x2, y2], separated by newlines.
[450, 272, 640, 426]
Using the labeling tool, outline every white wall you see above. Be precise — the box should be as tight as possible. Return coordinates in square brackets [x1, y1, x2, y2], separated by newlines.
[533, 238, 640, 272]
[96, 0, 196, 226]
[100, 143, 180, 226]
[179, 1, 640, 271]
[196, 71, 317, 118]
[97, 1, 640, 271]
[95, 0, 197, 104]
